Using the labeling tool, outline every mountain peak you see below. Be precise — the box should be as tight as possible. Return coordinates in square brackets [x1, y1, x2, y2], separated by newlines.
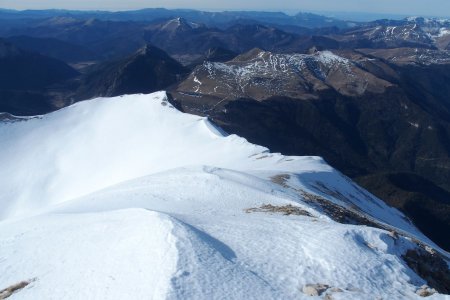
[160, 17, 198, 32]
[75, 45, 186, 99]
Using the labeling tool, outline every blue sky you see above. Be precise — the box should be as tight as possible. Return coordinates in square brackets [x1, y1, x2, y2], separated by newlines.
[0, 0, 449, 18]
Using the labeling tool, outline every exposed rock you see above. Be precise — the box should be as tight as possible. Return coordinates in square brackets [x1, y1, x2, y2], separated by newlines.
[416, 285, 437, 297]
[403, 248, 450, 294]
[268, 173, 391, 230]
[0, 280, 33, 299]
[245, 204, 313, 217]
[302, 283, 330, 296]
[388, 230, 399, 240]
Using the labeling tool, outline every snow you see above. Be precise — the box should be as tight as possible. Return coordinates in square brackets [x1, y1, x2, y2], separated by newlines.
[438, 28, 450, 37]
[0, 92, 448, 299]
[402, 16, 450, 45]
[202, 50, 352, 81]
[316, 50, 351, 65]
[0, 92, 277, 220]
[364, 23, 434, 47]
[193, 76, 202, 92]
[0, 209, 178, 299]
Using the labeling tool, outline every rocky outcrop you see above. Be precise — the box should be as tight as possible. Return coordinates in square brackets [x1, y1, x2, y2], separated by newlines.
[403, 248, 450, 294]
[302, 284, 330, 296]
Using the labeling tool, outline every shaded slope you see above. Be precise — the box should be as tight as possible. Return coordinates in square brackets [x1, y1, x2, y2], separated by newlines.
[6, 35, 97, 63]
[0, 38, 78, 115]
[0, 39, 78, 90]
[75, 45, 187, 99]
[356, 172, 450, 251]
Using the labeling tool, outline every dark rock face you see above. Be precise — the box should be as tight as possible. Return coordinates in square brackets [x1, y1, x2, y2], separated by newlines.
[75, 45, 188, 99]
[403, 247, 450, 294]
[170, 48, 450, 251]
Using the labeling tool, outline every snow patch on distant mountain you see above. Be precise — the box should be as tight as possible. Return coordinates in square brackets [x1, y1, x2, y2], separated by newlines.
[177, 50, 392, 100]
[367, 24, 434, 46]
[437, 28, 450, 37]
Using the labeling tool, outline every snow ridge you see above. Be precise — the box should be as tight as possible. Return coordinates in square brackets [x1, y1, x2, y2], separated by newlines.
[0, 92, 448, 299]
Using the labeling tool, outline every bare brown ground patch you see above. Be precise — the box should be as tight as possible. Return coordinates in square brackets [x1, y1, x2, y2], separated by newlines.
[245, 204, 313, 217]
[0, 279, 35, 299]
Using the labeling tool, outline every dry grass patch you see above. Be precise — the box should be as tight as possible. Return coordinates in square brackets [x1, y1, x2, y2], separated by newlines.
[0, 279, 34, 299]
[269, 174, 290, 188]
[245, 204, 313, 217]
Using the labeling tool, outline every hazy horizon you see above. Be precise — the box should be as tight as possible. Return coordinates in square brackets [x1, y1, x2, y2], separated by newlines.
[0, 0, 450, 19]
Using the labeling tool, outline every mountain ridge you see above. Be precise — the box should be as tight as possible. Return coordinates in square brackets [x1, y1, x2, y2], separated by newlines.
[0, 91, 448, 298]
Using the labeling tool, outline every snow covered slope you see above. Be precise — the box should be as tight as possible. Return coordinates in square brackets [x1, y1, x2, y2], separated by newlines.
[0, 92, 449, 299]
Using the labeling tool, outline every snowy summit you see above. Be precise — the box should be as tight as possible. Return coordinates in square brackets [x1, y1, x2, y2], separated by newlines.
[0, 92, 449, 299]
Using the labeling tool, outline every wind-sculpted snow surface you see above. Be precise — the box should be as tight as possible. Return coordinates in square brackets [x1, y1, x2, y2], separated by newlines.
[0, 92, 448, 299]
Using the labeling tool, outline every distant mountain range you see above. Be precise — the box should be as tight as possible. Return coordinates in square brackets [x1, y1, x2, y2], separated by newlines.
[1, 13, 448, 66]
[0, 8, 353, 28]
